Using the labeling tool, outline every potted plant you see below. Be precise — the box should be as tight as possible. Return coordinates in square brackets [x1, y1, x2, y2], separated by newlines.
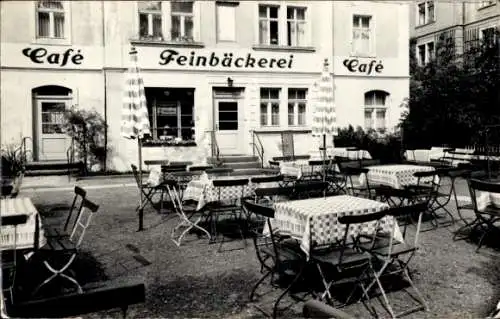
[1, 144, 25, 197]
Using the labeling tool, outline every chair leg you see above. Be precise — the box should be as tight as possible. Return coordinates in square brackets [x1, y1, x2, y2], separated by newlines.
[250, 270, 272, 301]
[272, 264, 305, 319]
[32, 254, 82, 296]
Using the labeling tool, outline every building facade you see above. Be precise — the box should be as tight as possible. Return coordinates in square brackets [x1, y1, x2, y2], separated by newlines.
[410, 0, 500, 66]
[1, 1, 409, 171]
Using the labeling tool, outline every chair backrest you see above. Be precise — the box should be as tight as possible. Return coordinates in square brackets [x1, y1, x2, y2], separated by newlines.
[1, 214, 28, 227]
[69, 198, 99, 247]
[361, 159, 381, 167]
[213, 178, 249, 187]
[64, 186, 87, 233]
[468, 178, 500, 214]
[254, 186, 294, 199]
[243, 199, 275, 219]
[251, 175, 284, 184]
[205, 168, 234, 176]
[188, 165, 213, 172]
[161, 164, 187, 173]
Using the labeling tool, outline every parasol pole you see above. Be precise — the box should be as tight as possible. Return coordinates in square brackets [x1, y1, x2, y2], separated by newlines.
[138, 136, 144, 231]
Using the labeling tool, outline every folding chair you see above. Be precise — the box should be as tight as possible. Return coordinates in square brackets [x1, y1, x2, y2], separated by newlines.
[32, 199, 100, 296]
[293, 181, 329, 199]
[43, 186, 87, 239]
[357, 202, 429, 318]
[310, 210, 388, 309]
[166, 180, 211, 247]
[342, 167, 373, 199]
[243, 200, 305, 319]
[208, 178, 249, 251]
[2, 214, 29, 305]
[467, 178, 500, 252]
[131, 164, 165, 212]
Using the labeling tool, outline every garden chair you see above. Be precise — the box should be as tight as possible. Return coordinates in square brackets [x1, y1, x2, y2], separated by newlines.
[208, 178, 249, 252]
[188, 165, 213, 172]
[43, 186, 87, 239]
[165, 179, 211, 246]
[242, 200, 305, 319]
[467, 178, 500, 252]
[357, 202, 429, 319]
[131, 164, 165, 213]
[310, 210, 388, 310]
[308, 159, 335, 181]
[293, 180, 329, 199]
[32, 198, 100, 297]
[2, 214, 29, 305]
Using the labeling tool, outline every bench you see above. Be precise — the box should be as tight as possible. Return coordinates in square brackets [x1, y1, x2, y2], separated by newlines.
[5, 281, 145, 318]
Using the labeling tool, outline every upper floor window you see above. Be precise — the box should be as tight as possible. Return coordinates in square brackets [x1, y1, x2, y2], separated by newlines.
[287, 7, 306, 47]
[138, 1, 163, 40]
[417, 41, 434, 66]
[288, 88, 307, 126]
[417, 1, 435, 26]
[364, 90, 389, 133]
[260, 88, 280, 126]
[481, 27, 497, 48]
[258, 4, 309, 47]
[259, 5, 279, 45]
[352, 15, 373, 56]
[36, 1, 65, 38]
[171, 1, 194, 42]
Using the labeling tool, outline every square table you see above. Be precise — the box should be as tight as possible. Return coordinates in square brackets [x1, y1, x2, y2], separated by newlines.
[268, 195, 402, 258]
[364, 164, 436, 189]
[1, 197, 46, 251]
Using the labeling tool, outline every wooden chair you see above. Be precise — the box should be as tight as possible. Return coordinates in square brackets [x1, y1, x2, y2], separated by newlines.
[32, 199, 100, 296]
[43, 186, 87, 238]
[131, 164, 165, 212]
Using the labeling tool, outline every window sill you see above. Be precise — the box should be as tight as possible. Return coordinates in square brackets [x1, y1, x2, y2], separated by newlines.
[415, 20, 436, 29]
[142, 140, 197, 147]
[252, 45, 316, 53]
[130, 39, 205, 48]
[478, 3, 496, 10]
[32, 37, 72, 46]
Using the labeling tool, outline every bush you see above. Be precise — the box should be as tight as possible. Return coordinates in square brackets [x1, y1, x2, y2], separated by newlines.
[1, 144, 25, 178]
[335, 126, 403, 164]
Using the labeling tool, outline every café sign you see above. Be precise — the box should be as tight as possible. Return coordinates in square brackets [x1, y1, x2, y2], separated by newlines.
[342, 58, 384, 75]
[159, 49, 294, 69]
[22, 47, 84, 67]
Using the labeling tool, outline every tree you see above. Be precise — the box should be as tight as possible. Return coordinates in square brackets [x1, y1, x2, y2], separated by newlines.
[401, 29, 500, 149]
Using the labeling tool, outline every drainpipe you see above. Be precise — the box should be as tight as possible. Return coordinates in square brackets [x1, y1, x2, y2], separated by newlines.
[102, 0, 108, 172]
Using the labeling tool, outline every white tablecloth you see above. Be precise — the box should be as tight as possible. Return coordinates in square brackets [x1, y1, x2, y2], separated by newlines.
[1, 197, 46, 251]
[364, 164, 436, 189]
[267, 195, 402, 258]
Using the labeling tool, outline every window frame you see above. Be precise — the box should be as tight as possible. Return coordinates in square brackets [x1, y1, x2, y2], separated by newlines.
[138, 1, 164, 40]
[260, 88, 281, 127]
[479, 26, 497, 48]
[416, 1, 435, 27]
[170, 0, 195, 42]
[287, 88, 307, 127]
[363, 90, 389, 133]
[478, 0, 496, 9]
[256, 2, 311, 48]
[286, 6, 307, 47]
[416, 41, 435, 66]
[350, 14, 375, 57]
[33, 0, 71, 44]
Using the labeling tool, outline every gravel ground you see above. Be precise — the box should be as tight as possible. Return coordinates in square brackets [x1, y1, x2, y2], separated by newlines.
[21, 177, 500, 319]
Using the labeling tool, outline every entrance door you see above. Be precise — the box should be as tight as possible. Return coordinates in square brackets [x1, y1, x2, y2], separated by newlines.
[214, 99, 241, 154]
[36, 99, 72, 161]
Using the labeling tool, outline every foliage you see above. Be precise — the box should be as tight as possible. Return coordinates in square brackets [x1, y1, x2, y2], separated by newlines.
[401, 29, 500, 149]
[1, 144, 25, 178]
[335, 125, 403, 163]
[62, 106, 109, 171]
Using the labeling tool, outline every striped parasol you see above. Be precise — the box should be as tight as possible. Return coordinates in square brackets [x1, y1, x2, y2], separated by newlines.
[121, 47, 151, 139]
[121, 46, 151, 231]
[312, 59, 336, 184]
[312, 59, 336, 137]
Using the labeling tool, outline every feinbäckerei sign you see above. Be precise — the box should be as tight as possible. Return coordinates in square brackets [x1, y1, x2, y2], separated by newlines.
[159, 49, 294, 69]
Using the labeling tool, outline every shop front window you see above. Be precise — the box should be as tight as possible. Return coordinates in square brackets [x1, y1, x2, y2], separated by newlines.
[145, 88, 195, 143]
[260, 88, 280, 126]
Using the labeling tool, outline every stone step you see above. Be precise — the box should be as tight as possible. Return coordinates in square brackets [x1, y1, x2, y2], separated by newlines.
[24, 168, 81, 177]
[207, 155, 259, 164]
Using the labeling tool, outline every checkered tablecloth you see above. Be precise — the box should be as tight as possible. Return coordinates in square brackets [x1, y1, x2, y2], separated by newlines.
[268, 195, 400, 258]
[1, 197, 46, 251]
[183, 176, 277, 210]
[364, 164, 436, 189]
[280, 159, 336, 179]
